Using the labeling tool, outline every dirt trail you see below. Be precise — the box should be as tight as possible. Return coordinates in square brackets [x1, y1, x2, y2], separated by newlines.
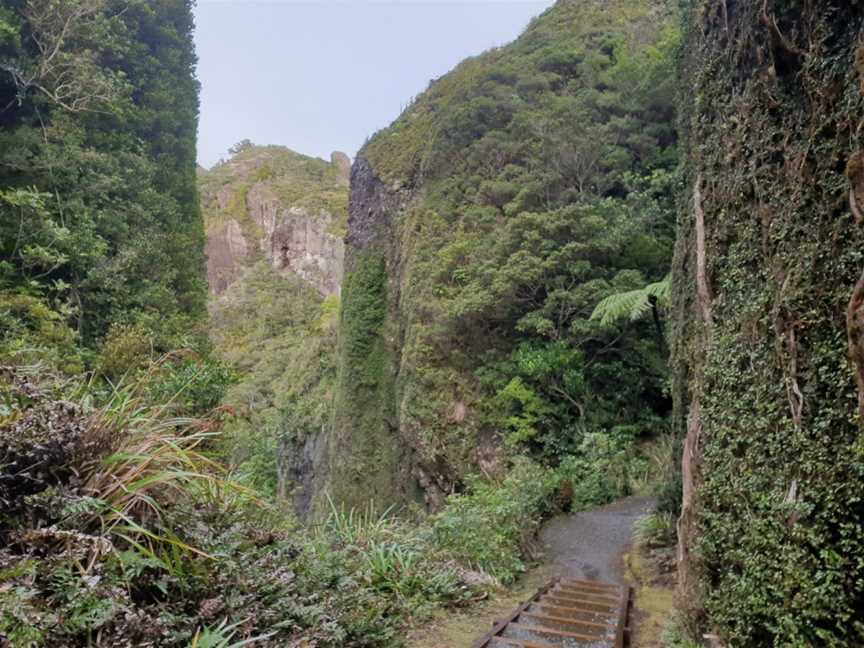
[408, 495, 655, 647]
[539, 495, 656, 585]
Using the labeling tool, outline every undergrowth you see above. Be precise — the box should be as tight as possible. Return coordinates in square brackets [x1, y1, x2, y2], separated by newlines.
[0, 359, 667, 647]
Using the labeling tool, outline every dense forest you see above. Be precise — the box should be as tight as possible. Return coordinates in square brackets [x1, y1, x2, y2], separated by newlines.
[0, 0, 204, 362]
[1, 0, 863, 646]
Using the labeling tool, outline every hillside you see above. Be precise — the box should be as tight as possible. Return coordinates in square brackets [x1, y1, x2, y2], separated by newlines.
[322, 0, 680, 511]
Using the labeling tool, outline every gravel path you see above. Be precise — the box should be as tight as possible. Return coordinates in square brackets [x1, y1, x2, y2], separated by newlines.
[539, 496, 657, 585]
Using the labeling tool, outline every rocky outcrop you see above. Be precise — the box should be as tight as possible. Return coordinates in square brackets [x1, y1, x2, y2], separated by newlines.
[200, 146, 348, 297]
[203, 145, 348, 519]
[246, 184, 343, 296]
[315, 156, 412, 512]
[331, 151, 351, 187]
[205, 219, 248, 295]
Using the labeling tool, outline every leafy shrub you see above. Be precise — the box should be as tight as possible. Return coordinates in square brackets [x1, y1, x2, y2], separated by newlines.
[432, 458, 560, 583]
[144, 355, 235, 416]
[96, 322, 154, 380]
[634, 512, 677, 549]
[0, 292, 85, 373]
[557, 432, 641, 508]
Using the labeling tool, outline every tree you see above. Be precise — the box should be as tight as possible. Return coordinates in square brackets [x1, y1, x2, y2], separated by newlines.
[0, 0, 203, 367]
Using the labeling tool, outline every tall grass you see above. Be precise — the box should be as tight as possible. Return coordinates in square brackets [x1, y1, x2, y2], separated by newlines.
[74, 362, 256, 562]
[322, 494, 397, 545]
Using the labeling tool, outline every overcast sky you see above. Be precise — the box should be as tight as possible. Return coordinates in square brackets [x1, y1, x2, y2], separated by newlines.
[193, 1, 555, 167]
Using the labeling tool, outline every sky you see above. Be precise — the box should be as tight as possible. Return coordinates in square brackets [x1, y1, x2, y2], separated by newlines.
[193, 0, 555, 167]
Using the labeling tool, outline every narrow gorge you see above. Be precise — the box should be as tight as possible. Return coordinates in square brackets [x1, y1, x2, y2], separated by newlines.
[1, 0, 863, 646]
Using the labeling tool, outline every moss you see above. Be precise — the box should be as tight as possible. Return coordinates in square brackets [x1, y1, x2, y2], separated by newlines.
[325, 250, 401, 510]
[625, 549, 675, 647]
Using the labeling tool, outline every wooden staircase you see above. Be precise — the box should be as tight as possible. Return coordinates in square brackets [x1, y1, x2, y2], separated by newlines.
[470, 578, 631, 648]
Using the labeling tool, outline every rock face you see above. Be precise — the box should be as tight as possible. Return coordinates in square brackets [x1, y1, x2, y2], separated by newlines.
[246, 183, 343, 296]
[331, 151, 351, 186]
[277, 431, 327, 517]
[200, 146, 348, 297]
[672, 2, 864, 644]
[204, 219, 248, 294]
[314, 156, 416, 512]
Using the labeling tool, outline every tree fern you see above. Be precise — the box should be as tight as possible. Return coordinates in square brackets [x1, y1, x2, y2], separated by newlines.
[591, 276, 670, 326]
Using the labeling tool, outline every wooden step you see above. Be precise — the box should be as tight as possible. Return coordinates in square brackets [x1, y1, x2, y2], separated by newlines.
[472, 578, 630, 648]
[529, 602, 613, 620]
[505, 622, 603, 642]
[489, 638, 556, 648]
[541, 594, 617, 611]
[555, 583, 621, 600]
[559, 578, 620, 591]
[519, 611, 615, 633]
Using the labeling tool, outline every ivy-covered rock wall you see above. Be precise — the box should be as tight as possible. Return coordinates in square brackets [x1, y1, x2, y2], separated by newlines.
[673, 1, 864, 644]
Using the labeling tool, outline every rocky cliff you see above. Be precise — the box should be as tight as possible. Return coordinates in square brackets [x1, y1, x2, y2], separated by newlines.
[672, 1, 864, 643]
[200, 145, 348, 296]
[318, 0, 680, 512]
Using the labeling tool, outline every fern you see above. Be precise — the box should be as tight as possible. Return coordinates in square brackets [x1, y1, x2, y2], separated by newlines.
[591, 276, 670, 326]
[644, 276, 671, 300]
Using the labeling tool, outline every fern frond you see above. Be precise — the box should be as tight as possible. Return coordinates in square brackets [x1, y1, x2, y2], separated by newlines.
[629, 293, 654, 322]
[591, 289, 650, 326]
[591, 275, 672, 326]
[645, 275, 671, 301]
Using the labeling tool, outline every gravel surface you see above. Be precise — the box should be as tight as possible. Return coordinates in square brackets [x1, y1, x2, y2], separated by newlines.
[539, 496, 657, 584]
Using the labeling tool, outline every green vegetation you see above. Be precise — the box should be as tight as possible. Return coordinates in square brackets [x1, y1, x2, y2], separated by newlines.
[431, 459, 559, 583]
[0, 365, 460, 647]
[0, 0, 205, 362]
[1, 361, 658, 647]
[327, 250, 401, 508]
[209, 261, 338, 495]
[672, 1, 864, 644]
[332, 0, 681, 508]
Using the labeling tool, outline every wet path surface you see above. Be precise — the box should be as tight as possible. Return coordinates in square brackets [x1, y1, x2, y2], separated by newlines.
[539, 496, 657, 585]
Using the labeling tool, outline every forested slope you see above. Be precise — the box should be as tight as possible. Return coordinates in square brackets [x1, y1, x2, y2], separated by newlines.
[324, 0, 681, 511]
[673, 1, 864, 644]
[0, 0, 204, 368]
